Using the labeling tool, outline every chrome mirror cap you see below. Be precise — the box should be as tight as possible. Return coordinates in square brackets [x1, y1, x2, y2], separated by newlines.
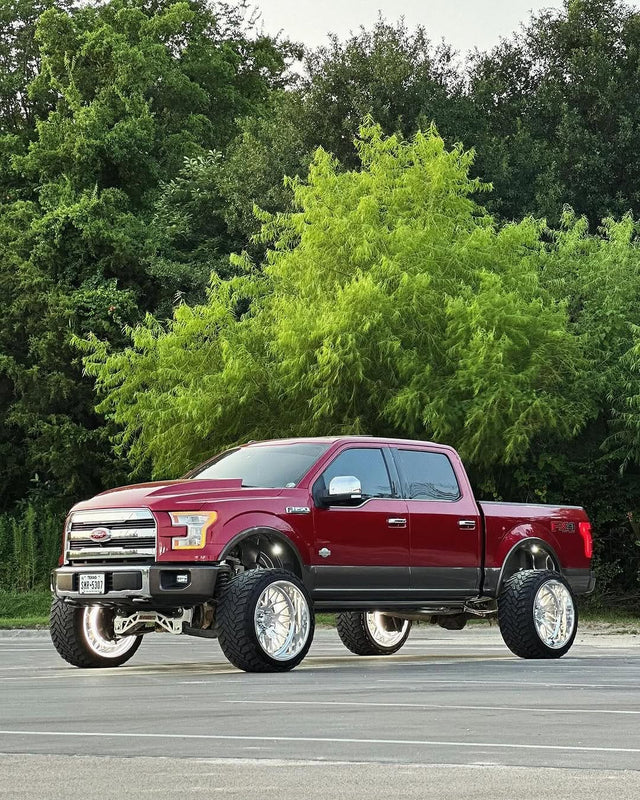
[328, 475, 362, 498]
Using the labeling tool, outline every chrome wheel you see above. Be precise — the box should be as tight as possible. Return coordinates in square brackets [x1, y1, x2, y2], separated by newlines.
[253, 580, 311, 662]
[365, 612, 410, 649]
[533, 579, 576, 649]
[218, 569, 314, 672]
[82, 606, 139, 660]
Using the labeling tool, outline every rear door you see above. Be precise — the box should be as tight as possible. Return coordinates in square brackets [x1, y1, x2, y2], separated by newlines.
[310, 445, 410, 600]
[391, 447, 482, 598]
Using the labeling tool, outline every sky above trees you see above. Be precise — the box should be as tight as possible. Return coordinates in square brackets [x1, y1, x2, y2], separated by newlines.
[255, 0, 587, 54]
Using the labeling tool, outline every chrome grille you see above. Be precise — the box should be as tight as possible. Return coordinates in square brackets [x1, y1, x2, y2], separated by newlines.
[66, 508, 157, 562]
[68, 536, 156, 550]
[70, 518, 155, 531]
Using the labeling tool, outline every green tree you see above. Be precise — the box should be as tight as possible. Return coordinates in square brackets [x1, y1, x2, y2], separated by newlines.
[83, 125, 588, 479]
[150, 90, 311, 295]
[161, 18, 471, 287]
[301, 18, 463, 167]
[0, 0, 297, 509]
[225, 2, 640, 231]
[467, 0, 640, 224]
[18, 0, 297, 301]
[0, 0, 74, 202]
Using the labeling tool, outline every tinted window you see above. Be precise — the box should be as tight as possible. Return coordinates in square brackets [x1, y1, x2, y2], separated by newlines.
[189, 443, 329, 488]
[322, 448, 393, 498]
[395, 450, 460, 501]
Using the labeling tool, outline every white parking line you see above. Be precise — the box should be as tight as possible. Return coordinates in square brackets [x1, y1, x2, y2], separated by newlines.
[220, 699, 640, 716]
[0, 666, 67, 673]
[0, 670, 238, 681]
[378, 679, 638, 689]
[0, 729, 639, 754]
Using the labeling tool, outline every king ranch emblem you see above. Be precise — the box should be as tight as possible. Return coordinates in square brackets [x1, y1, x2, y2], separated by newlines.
[89, 527, 112, 542]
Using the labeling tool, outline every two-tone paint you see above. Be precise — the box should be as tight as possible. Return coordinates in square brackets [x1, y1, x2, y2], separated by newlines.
[53, 437, 594, 610]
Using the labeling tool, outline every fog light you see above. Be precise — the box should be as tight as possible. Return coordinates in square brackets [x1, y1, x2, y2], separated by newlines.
[176, 574, 189, 585]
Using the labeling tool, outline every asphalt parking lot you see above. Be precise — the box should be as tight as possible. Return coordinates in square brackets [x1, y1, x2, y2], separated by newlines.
[1, 623, 639, 799]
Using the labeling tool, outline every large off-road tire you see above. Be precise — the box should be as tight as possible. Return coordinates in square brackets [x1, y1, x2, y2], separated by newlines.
[217, 569, 314, 673]
[336, 611, 411, 655]
[50, 598, 142, 668]
[498, 570, 578, 659]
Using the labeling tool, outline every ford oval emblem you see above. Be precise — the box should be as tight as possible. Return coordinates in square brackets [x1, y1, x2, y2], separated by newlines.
[89, 527, 112, 542]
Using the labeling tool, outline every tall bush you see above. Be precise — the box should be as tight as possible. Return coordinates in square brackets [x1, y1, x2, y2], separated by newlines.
[0, 502, 63, 591]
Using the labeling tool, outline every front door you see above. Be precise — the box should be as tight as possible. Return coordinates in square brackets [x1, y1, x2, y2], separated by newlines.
[310, 446, 410, 602]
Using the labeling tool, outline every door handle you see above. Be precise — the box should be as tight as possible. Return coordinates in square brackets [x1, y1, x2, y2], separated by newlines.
[387, 518, 407, 528]
[458, 519, 477, 530]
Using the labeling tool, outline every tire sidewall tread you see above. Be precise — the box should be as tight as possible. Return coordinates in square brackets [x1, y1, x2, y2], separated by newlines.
[217, 568, 315, 673]
[336, 611, 411, 656]
[498, 569, 578, 659]
[49, 598, 141, 668]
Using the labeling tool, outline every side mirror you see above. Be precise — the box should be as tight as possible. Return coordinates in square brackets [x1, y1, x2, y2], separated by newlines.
[318, 475, 362, 507]
[329, 475, 361, 498]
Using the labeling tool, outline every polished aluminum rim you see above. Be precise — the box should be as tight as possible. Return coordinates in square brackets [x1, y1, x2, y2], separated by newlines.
[254, 580, 310, 661]
[365, 612, 409, 649]
[82, 606, 138, 659]
[533, 580, 575, 649]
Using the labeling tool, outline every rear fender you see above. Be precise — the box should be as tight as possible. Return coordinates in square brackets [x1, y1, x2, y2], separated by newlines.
[495, 524, 563, 594]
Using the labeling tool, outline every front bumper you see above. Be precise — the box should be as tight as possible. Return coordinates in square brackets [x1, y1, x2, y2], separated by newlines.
[51, 563, 230, 606]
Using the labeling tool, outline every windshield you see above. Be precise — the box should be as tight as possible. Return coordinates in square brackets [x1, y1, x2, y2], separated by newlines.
[188, 443, 330, 488]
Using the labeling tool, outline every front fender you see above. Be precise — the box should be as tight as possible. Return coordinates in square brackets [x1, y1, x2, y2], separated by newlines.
[212, 511, 312, 565]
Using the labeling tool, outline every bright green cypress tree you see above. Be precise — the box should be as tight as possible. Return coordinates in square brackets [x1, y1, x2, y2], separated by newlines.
[83, 124, 589, 478]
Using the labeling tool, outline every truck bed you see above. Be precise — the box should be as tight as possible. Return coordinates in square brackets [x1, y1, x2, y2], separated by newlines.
[480, 500, 592, 581]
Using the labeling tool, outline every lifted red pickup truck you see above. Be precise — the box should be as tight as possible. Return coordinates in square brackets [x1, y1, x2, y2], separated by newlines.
[50, 437, 594, 672]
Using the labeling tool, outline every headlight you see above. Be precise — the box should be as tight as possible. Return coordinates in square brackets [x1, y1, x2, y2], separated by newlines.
[170, 512, 217, 550]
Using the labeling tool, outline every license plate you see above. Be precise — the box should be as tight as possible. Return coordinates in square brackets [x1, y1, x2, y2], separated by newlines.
[79, 573, 105, 594]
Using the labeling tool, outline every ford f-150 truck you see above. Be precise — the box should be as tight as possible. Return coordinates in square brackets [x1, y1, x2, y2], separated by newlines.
[50, 437, 594, 672]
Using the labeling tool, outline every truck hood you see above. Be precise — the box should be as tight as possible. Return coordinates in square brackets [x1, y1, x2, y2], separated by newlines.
[70, 479, 285, 512]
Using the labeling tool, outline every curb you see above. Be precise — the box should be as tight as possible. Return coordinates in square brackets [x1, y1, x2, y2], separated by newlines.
[0, 628, 50, 638]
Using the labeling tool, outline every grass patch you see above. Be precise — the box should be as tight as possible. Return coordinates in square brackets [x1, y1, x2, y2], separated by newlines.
[315, 613, 336, 627]
[0, 616, 49, 629]
[0, 590, 51, 628]
[580, 604, 640, 627]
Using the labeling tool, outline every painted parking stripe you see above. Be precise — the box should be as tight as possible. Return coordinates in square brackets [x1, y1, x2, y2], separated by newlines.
[378, 679, 638, 689]
[220, 699, 640, 716]
[0, 729, 639, 754]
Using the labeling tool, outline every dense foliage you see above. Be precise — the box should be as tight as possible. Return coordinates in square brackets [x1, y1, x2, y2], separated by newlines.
[2, 0, 640, 603]
[0, 0, 296, 510]
[84, 125, 589, 476]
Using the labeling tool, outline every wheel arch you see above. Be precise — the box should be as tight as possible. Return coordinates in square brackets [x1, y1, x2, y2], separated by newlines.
[219, 527, 305, 579]
[496, 538, 563, 596]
